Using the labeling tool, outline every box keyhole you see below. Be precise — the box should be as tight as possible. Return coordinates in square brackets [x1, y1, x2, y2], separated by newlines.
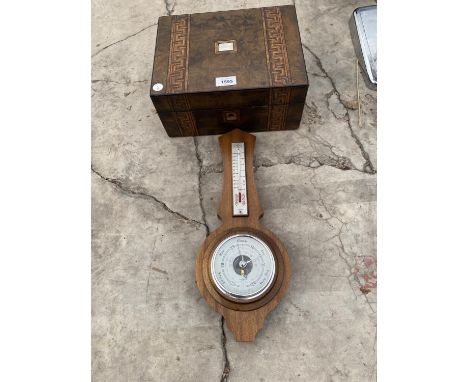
[223, 111, 239, 122]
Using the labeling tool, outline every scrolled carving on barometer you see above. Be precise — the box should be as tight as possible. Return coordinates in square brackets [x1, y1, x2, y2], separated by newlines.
[195, 129, 291, 342]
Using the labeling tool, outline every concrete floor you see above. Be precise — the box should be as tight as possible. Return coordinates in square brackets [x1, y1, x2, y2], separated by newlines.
[92, 0, 377, 381]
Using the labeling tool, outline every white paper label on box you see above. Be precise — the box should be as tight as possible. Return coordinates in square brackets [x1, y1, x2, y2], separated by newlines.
[218, 42, 234, 52]
[215, 76, 237, 87]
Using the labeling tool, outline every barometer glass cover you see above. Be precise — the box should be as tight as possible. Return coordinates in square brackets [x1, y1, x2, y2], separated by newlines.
[210, 234, 276, 302]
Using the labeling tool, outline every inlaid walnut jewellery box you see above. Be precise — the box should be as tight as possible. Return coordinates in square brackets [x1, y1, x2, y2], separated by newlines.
[150, 5, 308, 341]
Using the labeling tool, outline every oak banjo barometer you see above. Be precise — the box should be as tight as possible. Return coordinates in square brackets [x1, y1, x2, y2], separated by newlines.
[196, 129, 291, 342]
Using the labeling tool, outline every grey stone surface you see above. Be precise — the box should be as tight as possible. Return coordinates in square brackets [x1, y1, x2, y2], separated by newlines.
[92, 0, 377, 381]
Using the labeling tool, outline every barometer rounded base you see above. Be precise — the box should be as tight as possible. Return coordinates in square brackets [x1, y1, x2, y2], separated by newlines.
[196, 225, 291, 342]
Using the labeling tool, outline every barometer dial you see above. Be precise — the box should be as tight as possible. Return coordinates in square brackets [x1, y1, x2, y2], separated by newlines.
[210, 234, 276, 302]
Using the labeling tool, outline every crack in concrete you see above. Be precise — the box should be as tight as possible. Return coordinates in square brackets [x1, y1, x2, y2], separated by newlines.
[92, 0, 177, 58]
[337, 232, 376, 314]
[199, 136, 376, 176]
[336, 227, 376, 313]
[193, 137, 210, 237]
[314, 188, 376, 314]
[307, 70, 327, 78]
[192, 139, 229, 380]
[145, 274, 150, 304]
[371, 328, 377, 376]
[200, 163, 224, 176]
[292, 104, 373, 173]
[254, 156, 321, 171]
[305, 100, 320, 116]
[151, 266, 168, 275]
[326, 91, 347, 121]
[257, 142, 368, 174]
[220, 317, 231, 382]
[92, 22, 158, 58]
[200, 153, 375, 176]
[289, 300, 311, 317]
[164, 0, 177, 16]
[302, 43, 376, 174]
[302, 102, 322, 131]
[91, 165, 205, 228]
[91, 79, 149, 85]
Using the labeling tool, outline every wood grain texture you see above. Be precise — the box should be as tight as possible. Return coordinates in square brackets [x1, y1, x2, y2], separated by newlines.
[150, 5, 308, 137]
[195, 129, 291, 341]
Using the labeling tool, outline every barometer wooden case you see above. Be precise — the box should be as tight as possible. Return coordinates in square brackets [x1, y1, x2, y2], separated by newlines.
[195, 129, 291, 342]
[150, 5, 308, 137]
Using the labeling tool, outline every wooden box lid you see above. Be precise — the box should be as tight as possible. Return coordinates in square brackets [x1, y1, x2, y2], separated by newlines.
[150, 5, 308, 112]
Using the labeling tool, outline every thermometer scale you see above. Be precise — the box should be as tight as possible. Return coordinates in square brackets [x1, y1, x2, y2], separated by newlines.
[232, 142, 248, 216]
[196, 129, 291, 342]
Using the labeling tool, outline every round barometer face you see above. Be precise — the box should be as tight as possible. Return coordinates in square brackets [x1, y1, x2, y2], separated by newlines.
[210, 233, 276, 302]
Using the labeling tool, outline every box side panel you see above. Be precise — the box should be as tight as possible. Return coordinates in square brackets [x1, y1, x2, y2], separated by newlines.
[151, 92, 172, 112]
[150, 16, 172, 97]
[269, 85, 308, 106]
[153, 85, 307, 113]
[158, 107, 268, 137]
[186, 88, 269, 110]
[157, 100, 305, 137]
[155, 89, 270, 113]
[194, 107, 271, 136]
[157, 112, 186, 137]
[283, 102, 306, 130]
[280, 5, 308, 87]
[262, 85, 307, 130]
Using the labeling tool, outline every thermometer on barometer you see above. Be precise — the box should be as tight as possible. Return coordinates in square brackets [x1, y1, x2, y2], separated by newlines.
[232, 142, 248, 216]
